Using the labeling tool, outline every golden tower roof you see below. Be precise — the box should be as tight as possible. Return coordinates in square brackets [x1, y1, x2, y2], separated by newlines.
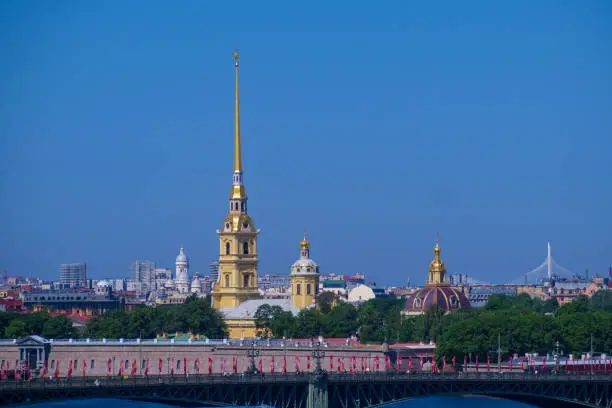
[233, 49, 242, 173]
[300, 232, 310, 250]
[427, 238, 447, 285]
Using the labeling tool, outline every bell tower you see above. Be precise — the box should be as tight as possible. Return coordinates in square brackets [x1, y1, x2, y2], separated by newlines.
[290, 234, 320, 310]
[211, 50, 260, 309]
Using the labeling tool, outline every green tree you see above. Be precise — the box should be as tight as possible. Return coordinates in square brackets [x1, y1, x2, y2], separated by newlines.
[294, 309, 325, 338]
[269, 310, 297, 338]
[316, 292, 338, 314]
[590, 290, 612, 312]
[42, 315, 75, 338]
[4, 320, 27, 338]
[324, 302, 358, 338]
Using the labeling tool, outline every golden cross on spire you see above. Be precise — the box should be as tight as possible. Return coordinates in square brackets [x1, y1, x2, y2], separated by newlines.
[232, 49, 240, 66]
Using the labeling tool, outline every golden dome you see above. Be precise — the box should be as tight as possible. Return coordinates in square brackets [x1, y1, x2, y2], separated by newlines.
[427, 238, 447, 285]
[300, 232, 310, 250]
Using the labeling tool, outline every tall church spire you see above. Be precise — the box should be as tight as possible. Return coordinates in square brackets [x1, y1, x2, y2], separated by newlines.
[233, 49, 242, 173]
[230, 50, 247, 204]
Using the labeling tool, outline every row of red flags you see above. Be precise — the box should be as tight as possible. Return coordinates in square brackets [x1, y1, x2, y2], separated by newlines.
[2, 355, 611, 378]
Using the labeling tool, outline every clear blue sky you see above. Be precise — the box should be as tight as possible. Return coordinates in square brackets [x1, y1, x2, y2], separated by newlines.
[1, 1, 611, 285]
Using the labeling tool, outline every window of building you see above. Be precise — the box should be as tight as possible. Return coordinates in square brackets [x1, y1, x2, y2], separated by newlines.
[141, 360, 146, 369]
[124, 360, 129, 370]
[241, 202, 245, 211]
[306, 284, 311, 295]
[296, 284, 301, 295]
[244, 274, 249, 288]
[74, 360, 78, 368]
[225, 242, 231, 255]
[176, 360, 181, 369]
[91, 360, 95, 369]
[243, 242, 249, 255]
[225, 275, 230, 287]
[51, 360, 55, 369]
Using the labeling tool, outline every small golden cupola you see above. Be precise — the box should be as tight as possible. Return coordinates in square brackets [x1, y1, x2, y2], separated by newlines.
[427, 239, 447, 285]
[300, 233, 310, 258]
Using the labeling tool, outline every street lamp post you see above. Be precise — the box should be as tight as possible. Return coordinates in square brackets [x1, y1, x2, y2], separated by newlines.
[311, 341, 326, 374]
[247, 340, 260, 374]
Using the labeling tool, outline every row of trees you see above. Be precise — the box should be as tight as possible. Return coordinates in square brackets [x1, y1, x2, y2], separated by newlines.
[254, 291, 612, 361]
[82, 296, 227, 339]
[0, 310, 75, 339]
[2, 290, 611, 363]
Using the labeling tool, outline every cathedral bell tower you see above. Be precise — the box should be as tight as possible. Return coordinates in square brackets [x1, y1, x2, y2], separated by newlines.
[290, 234, 320, 310]
[211, 51, 260, 309]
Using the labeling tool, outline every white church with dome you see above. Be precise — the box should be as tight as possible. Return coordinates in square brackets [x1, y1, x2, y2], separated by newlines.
[153, 246, 205, 304]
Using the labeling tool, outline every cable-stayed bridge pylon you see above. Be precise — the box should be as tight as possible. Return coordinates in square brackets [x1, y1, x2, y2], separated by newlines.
[509, 242, 575, 285]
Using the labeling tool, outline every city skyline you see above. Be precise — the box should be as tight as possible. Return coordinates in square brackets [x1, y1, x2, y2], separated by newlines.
[1, 1, 611, 285]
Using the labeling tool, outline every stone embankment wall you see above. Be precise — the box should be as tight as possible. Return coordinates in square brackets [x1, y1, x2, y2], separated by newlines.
[1, 341, 390, 377]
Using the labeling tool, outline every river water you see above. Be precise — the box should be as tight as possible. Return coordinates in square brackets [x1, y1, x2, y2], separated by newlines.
[25, 397, 536, 407]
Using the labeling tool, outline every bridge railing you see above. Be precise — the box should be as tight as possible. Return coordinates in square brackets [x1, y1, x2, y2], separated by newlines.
[2, 371, 612, 392]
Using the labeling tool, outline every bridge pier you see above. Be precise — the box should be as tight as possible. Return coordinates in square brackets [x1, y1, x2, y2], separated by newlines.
[307, 370, 329, 408]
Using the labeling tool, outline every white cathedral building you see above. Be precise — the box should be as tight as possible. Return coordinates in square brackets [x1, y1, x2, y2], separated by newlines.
[153, 246, 204, 304]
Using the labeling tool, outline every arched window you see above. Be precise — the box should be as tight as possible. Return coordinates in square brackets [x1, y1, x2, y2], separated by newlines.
[241, 202, 245, 211]
[296, 284, 301, 295]
[225, 242, 231, 255]
[243, 274, 249, 288]
[225, 275, 230, 287]
[306, 284, 311, 295]
[243, 242, 249, 255]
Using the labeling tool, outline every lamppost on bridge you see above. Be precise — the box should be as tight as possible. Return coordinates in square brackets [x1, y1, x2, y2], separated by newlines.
[247, 340, 260, 374]
[311, 339, 326, 373]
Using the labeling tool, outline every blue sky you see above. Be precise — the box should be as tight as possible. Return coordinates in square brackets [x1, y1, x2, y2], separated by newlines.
[1, 1, 611, 285]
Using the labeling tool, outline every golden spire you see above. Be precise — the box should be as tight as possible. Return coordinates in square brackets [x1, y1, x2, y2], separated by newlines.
[300, 232, 310, 250]
[233, 49, 242, 173]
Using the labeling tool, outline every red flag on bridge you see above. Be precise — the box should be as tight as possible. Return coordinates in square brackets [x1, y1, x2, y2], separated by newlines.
[40, 360, 48, 378]
[158, 358, 163, 375]
[208, 357, 213, 374]
[118, 361, 123, 377]
[270, 356, 275, 373]
[67, 360, 73, 379]
[282, 355, 287, 374]
[131, 360, 137, 376]
[408, 356, 413, 371]
[442, 356, 447, 371]
[307, 356, 311, 370]
[170, 358, 174, 376]
[194, 357, 199, 374]
[183, 358, 187, 376]
[330, 355, 334, 370]
[144, 359, 150, 376]
[375, 356, 381, 371]
[475, 355, 479, 372]
[295, 355, 301, 372]
[258, 357, 263, 372]
[232, 356, 237, 373]
[107, 359, 112, 376]
[82, 360, 87, 377]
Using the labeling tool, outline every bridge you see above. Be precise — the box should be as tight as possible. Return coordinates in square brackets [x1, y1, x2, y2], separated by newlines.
[510, 241, 577, 285]
[1, 372, 611, 408]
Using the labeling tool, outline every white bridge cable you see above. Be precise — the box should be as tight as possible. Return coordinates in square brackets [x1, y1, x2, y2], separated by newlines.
[507, 243, 574, 285]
